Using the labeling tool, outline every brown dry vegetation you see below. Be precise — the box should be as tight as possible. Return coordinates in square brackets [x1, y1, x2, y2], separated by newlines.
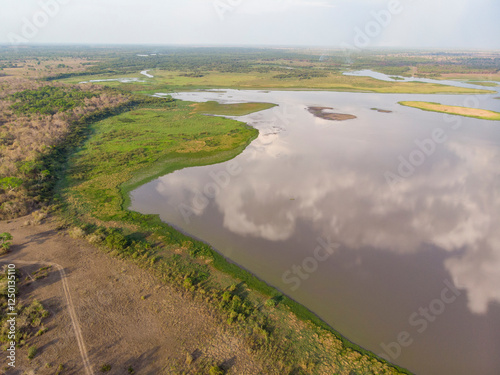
[0, 77, 130, 219]
[1, 57, 97, 80]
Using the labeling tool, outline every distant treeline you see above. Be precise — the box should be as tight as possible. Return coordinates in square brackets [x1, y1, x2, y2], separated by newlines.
[349, 53, 500, 76]
[1, 45, 498, 81]
[40, 47, 328, 80]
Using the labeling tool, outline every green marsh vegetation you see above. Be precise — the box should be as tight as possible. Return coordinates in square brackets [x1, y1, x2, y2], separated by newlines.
[63, 98, 259, 222]
[193, 101, 277, 116]
[59, 68, 492, 95]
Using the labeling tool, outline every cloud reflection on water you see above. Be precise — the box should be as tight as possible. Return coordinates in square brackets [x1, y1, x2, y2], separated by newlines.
[155, 133, 500, 315]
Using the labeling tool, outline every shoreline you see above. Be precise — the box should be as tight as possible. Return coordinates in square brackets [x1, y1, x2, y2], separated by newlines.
[52, 95, 413, 374]
[117, 100, 413, 374]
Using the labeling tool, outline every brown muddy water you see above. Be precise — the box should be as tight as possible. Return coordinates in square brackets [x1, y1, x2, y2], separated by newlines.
[130, 86, 500, 375]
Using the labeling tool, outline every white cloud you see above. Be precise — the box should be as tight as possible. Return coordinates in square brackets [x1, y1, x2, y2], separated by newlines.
[142, 121, 500, 314]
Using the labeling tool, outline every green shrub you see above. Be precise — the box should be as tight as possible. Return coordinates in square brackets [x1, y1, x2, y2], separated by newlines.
[68, 227, 86, 239]
[100, 364, 112, 372]
[209, 366, 224, 375]
[36, 327, 48, 336]
[27, 346, 37, 359]
[0, 232, 13, 252]
[221, 291, 231, 303]
[105, 230, 129, 250]
[265, 294, 283, 308]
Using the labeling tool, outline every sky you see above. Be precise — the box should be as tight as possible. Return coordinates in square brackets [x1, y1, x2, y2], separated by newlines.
[0, 0, 499, 49]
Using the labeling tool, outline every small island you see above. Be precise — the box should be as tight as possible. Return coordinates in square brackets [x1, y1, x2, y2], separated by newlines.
[371, 108, 393, 113]
[399, 101, 500, 121]
[307, 106, 357, 121]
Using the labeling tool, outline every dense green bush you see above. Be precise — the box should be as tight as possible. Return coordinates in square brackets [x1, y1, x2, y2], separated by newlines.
[9, 86, 97, 115]
[105, 229, 129, 250]
[27, 346, 37, 359]
[0, 232, 13, 252]
[100, 364, 112, 372]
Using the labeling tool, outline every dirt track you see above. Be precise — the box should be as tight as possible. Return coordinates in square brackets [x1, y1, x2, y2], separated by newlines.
[5, 259, 93, 375]
[0, 216, 262, 374]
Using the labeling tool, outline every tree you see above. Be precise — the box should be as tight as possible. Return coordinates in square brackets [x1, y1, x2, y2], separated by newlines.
[0, 177, 23, 192]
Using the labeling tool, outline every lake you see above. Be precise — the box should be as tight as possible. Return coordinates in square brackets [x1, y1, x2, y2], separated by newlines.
[129, 80, 500, 374]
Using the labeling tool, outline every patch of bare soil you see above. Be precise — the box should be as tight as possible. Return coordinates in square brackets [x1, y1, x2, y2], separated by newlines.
[0, 216, 263, 374]
[307, 107, 357, 121]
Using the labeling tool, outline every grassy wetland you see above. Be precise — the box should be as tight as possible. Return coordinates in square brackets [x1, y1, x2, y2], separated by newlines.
[192, 101, 277, 116]
[59, 69, 494, 95]
[46, 47, 498, 95]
